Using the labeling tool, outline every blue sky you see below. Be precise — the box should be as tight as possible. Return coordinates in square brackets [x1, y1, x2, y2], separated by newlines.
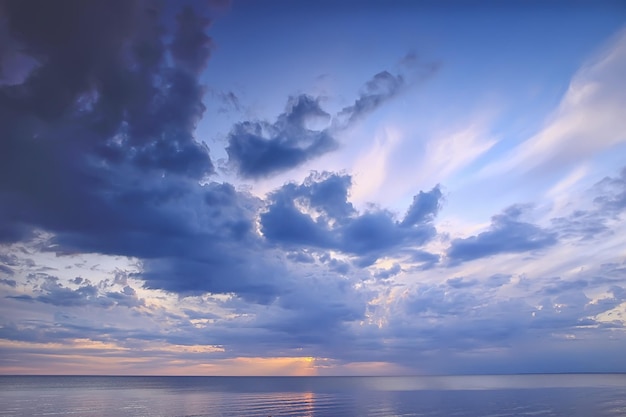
[0, 0, 625, 375]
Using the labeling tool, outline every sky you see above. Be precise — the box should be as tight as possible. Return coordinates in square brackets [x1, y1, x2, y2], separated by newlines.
[1, 0, 626, 376]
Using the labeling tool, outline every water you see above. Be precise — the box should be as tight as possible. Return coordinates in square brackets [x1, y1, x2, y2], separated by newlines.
[1, 374, 625, 417]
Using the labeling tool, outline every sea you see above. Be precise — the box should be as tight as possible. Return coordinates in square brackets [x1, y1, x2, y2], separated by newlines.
[1, 374, 625, 417]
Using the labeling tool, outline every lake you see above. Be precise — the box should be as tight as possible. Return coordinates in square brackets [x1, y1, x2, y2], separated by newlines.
[1, 374, 625, 416]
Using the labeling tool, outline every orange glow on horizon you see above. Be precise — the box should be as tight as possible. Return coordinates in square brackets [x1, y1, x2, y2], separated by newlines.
[0, 339, 407, 376]
[0, 338, 322, 376]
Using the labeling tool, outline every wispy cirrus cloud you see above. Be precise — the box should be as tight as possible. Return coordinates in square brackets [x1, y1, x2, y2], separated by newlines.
[479, 28, 626, 179]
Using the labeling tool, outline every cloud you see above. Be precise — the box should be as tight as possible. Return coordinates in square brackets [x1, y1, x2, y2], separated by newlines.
[447, 205, 558, 264]
[348, 127, 403, 205]
[550, 166, 626, 240]
[337, 54, 439, 127]
[1, 1, 213, 180]
[485, 274, 511, 288]
[226, 95, 337, 178]
[0, 264, 14, 276]
[0, 0, 402, 331]
[593, 166, 626, 215]
[8, 274, 143, 308]
[139, 254, 284, 304]
[446, 277, 479, 289]
[405, 250, 441, 270]
[401, 186, 443, 227]
[0, 1, 217, 240]
[254, 275, 366, 348]
[227, 61, 435, 179]
[479, 28, 626, 178]
[0, 1, 299, 302]
[214, 90, 241, 113]
[286, 250, 316, 264]
[355, 257, 626, 373]
[374, 263, 402, 280]
[1, 2, 624, 376]
[261, 172, 442, 265]
[0, 278, 17, 287]
[337, 71, 404, 125]
[550, 210, 609, 241]
[418, 121, 497, 186]
[170, 6, 213, 74]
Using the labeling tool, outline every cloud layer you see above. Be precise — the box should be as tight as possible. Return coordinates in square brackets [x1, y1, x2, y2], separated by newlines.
[0, 2, 625, 375]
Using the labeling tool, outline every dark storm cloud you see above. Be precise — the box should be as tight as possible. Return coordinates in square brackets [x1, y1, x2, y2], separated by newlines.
[170, 6, 213, 74]
[0, 0, 298, 300]
[447, 205, 558, 264]
[226, 95, 337, 178]
[0, 0, 215, 236]
[261, 173, 442, 265]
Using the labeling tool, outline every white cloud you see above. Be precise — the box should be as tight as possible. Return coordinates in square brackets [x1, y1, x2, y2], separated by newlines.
[480, 28, 626, 178]
[416, 122, 497, 187]
[350, 126, 403, 207]
[544, 164, 590, 218]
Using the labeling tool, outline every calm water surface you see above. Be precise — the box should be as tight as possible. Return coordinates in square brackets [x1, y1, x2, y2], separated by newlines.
[1, 374, 625, 417]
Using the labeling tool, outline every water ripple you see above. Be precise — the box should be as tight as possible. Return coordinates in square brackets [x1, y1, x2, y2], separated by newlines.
[1, 375, 626, 417]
